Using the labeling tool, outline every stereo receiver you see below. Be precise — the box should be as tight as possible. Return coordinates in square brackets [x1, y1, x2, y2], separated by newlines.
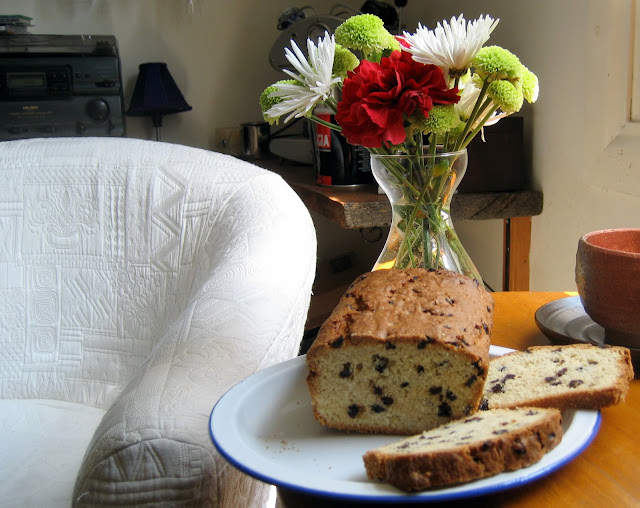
[0, 34, 126, 140]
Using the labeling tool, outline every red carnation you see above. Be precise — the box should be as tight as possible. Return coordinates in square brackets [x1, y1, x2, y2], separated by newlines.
[335, 50, 459, 148]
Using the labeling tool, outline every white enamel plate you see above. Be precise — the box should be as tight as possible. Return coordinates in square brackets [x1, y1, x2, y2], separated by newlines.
[209, 346, 600, 503]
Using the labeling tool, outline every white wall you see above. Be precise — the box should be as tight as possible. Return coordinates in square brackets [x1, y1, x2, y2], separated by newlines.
[402, 0, 638, 291]
[4, 0, 639, 291]
[2, 0, 341, 146]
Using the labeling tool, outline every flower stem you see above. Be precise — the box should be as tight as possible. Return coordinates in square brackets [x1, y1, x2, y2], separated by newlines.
[453, 79, 490, 152]
[324, 96, 339, 113]
[309, 114, 342, 132]
[371, 148, 421, 198]
[459, 104, 500, 150]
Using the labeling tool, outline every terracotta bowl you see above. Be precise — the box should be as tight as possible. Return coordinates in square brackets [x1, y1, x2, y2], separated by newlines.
[575, 228, 640, 348]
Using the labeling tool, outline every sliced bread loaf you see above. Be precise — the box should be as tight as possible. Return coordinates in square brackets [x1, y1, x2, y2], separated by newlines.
[483, 344, 634, 410]
[363, 407, 563, 491]
[306, 268, 494, 435]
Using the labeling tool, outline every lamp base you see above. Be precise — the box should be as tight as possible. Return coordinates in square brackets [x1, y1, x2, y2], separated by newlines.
[151, 112, 163, 141]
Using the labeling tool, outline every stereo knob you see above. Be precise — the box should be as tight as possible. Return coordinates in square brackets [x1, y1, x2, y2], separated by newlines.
[86, 99, 110, 122]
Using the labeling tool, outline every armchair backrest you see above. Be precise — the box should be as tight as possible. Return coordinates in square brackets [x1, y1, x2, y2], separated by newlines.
[0, 137, 316, 409]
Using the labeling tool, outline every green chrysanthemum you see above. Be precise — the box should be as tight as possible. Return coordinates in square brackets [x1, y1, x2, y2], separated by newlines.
[413, 105, 462, 134]
[386, 33, 401, 52]
[473, 45, 521, 82]
[333, 45, 359, 78]
[259, 79, 297, 124]
[520, 65, 539, 103]
[447, 121, 467, 141]
[487, 79, 523, 113]
[335, 14, 395, 56]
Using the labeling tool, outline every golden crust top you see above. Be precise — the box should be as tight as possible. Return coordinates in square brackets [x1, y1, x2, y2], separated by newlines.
[308, 268, 494, 363]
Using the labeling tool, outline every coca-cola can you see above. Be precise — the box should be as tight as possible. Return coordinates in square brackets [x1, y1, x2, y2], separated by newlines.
[311, 108, 373, 187]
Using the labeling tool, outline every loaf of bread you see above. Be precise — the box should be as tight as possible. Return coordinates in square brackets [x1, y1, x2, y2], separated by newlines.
[482, 344, 634, 410]
[363, 407, 563, 491]
[305, 268, 494, 435]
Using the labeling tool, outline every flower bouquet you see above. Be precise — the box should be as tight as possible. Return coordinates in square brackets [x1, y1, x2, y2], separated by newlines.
[260, 13, 538, 282]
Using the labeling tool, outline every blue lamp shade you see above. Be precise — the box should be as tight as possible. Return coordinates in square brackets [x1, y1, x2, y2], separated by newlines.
[127, 62, 192, 139]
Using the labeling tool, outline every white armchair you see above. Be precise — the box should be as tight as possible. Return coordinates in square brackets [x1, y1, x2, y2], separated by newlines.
[0, 137, 317, 507]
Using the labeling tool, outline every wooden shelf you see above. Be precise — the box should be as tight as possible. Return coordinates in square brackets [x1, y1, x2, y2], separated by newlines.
[255, 157, 543, 292]
[258, 158, 542, 228]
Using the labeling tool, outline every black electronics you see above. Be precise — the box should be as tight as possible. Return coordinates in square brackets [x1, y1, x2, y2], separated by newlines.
[360, 1, 399, 31]
[0, 34, 125, 140]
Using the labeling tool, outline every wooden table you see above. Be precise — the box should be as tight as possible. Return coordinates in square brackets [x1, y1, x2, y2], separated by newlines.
[278, 291, 639, 508]
[258, 158, 543, 291]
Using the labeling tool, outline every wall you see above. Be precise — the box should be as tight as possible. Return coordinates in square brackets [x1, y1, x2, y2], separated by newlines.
[401, 0, 638, 291]
[2, 0, 342, 146]
[4, 0, 639, 291]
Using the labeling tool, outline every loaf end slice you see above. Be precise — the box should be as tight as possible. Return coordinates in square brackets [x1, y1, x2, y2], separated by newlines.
[363, 407, 563, 492]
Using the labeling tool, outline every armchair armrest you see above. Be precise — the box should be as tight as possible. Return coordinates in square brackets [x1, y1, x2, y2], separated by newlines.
[74, 171, 317, 506]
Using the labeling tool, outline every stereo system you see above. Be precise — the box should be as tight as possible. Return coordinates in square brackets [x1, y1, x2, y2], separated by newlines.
[0, 34, 125, 140]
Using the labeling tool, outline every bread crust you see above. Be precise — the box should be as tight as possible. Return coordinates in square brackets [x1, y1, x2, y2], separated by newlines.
[307, 269, 492, 360]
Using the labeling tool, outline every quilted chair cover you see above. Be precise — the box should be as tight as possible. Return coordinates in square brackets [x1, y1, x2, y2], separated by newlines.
[0, 137, 317, 507]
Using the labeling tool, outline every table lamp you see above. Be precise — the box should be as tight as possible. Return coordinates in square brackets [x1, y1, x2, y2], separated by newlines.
[126, 62, 192, 141]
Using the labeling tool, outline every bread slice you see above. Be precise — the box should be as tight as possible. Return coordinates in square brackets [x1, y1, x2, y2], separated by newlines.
[306, 268, 494, 435]
[482, 344, 634, 410]
[363, 407, 563, 491]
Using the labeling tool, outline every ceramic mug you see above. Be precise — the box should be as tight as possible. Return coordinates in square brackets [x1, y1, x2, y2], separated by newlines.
[575, 228, 640, 348]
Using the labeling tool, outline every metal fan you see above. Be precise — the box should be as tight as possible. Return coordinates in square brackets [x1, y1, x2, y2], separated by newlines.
[268, 6, 349, 71]
[268, 2, 408, 71]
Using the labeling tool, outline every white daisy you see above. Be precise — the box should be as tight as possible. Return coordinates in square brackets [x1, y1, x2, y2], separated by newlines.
[266, 32, 341, 122]
[402, 14, 499, 81]
[266, 83, 329, 123]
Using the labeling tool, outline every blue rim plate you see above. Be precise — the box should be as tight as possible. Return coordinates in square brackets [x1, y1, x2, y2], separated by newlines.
[209, 345, 601, 503]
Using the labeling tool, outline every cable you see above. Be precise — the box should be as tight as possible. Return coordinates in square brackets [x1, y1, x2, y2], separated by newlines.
[330, 4, 362, 18]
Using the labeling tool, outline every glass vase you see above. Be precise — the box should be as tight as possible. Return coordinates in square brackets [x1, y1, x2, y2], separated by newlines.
[371, 148, 483, 284]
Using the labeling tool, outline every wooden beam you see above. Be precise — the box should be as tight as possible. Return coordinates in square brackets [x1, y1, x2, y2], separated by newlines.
[257, 158, 543, 229]
[503, 216, 532, 291]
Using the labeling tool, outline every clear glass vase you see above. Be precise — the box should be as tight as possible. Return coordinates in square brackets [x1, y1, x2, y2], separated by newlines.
[371, 148, 483, 284]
